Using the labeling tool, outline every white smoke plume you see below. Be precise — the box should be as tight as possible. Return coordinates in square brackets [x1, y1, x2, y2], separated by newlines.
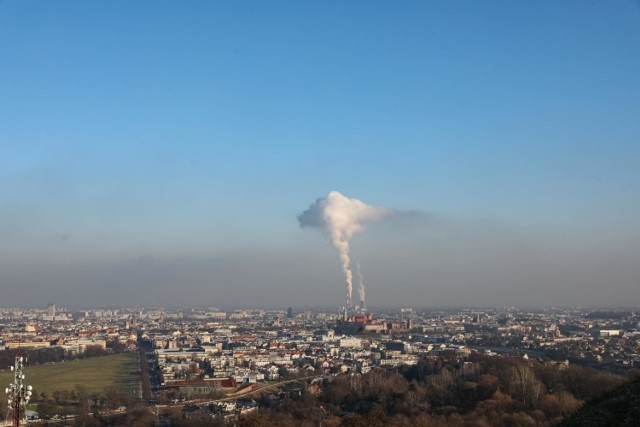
[356, 261, 366, 309]
[298, 191, 391, 307]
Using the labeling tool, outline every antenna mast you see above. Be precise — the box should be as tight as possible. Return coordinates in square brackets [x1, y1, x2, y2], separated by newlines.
[5, 354, 32, 426]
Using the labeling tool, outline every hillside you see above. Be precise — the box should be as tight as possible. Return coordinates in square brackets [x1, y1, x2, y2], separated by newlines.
[558, 375, 640, 427]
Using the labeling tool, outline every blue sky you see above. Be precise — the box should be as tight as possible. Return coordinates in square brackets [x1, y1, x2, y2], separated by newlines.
[1, 1, 639, 307]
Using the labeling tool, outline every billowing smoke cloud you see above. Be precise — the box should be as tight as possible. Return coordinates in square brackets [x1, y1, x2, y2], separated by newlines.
[298, 191, 391, 307]
[356, 261, 366, 309]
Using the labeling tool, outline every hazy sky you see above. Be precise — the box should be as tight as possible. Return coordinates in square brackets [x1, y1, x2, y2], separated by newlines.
[1, 1, 639, 308]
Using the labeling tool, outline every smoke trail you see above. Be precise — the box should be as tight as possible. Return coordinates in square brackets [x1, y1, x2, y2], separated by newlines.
[298, 191, 390, 307]
[356, 261, 366, 309]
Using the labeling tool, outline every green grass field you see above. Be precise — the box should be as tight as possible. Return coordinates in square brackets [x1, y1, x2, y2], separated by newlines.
[0, 353, 140, 397]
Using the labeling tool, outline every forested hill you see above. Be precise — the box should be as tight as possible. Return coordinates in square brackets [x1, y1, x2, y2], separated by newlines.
[230, 354, 631, 427]
[558, 375, 640, 427]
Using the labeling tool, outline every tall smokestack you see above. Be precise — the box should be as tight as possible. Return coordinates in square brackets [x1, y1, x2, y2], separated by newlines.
[356, 261, 366, 311]
[298, 191, 390, 308]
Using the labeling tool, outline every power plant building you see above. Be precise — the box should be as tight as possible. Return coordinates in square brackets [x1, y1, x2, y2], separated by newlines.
[335, 312, 412, 335]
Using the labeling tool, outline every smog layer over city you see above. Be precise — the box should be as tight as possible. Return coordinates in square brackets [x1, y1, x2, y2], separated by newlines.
[1, 2, 639, 427]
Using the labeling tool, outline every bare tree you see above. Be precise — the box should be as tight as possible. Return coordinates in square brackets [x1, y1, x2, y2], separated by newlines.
[508, 364, 544, 407]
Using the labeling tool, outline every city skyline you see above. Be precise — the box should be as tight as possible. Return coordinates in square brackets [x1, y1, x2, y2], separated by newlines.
[1, 1, 639, 307]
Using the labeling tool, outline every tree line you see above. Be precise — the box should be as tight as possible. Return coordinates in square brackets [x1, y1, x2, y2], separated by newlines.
[235, 353, 630, 427]
[0, 338, 129, 369]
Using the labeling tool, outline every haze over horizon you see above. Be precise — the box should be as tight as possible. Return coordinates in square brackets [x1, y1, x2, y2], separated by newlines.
[1, 1, 639, 308]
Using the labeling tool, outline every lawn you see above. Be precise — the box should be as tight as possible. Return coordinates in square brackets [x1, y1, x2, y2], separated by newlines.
[0, 353, 140, 397]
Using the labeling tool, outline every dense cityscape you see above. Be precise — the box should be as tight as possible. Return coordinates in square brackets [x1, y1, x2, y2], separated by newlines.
[1, 303, 639, 425]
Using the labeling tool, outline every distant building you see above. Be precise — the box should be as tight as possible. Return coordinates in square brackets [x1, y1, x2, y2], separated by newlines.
[339, 337, 362, 348]
[335, 311, 410, 335]
[163, 377, 237, 396]
[47, 303, 56, 317]
[599, 329, 623, 337]
[286, 307, 293, 318]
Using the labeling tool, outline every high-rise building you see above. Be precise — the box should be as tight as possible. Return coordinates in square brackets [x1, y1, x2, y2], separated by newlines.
[286, 307, 293, 319]
[47, 303, 56, 317]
